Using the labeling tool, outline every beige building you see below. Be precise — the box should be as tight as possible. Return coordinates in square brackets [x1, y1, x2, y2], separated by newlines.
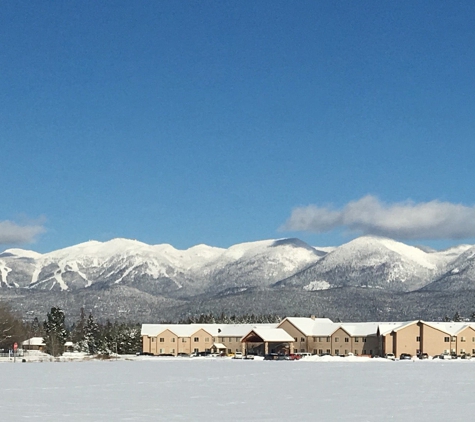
[141, 323, 279, 356]
[142, 318, 475, 358]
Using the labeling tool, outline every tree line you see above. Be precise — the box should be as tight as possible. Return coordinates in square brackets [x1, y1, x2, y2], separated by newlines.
[0, 302, 141, 357]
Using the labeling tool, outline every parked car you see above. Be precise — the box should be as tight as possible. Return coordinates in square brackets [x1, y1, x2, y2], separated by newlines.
[399, 353, 412, 360]
[264, 353, 287, 361]
[384, 353, 396, 360]
[418, 353, 429, 360]
[233, 352, 243, 359]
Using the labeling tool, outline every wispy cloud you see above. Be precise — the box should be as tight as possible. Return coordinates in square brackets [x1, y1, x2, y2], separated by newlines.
[0, 220, 46, 245]
[282, 195, 475, 240]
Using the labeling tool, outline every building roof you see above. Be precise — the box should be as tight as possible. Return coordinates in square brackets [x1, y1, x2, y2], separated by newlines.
[243, 327, 294, 342]
[421, 321, 475, 336]
[21, 337, 45, 346]
[278, 317, 335, 336]
[212, 343, 227, 349]
[141, 324, 212, 337]
[341, 322, 381, 336]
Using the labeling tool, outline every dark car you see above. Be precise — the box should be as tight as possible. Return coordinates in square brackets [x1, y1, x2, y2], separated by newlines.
[136, 352, 154, 356]
[418, 353, 429, 360]
[400, 353, 412, 360]
[264, 353, 288, 361]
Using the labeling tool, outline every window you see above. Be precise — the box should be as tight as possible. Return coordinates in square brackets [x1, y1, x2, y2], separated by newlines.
[334, 350, 339, 355]
[313, 337, 317, 342]
[461, 337, 466, 342]
[182, 338, 186, 343]
[171, 349, 175, 353]
[294, 337, 297, 342]
[354, 350, 358, 355]
[172, 338, 176, 343]
[301, 337, 305, 343]
[363, 349, 366, 354]
[344, 338, 349, 343]
[159, 348, 164, 354]
[151, 338, 155, 342]
[369, 350, 373, 355]
[355, 337, 359, 343]
[326, 337, 331, 342]
[194, 337, 199, 342]
[451, 336, 457, 342]
[416, 336, 420, 342]
[326, 349, 331, 354]
[335, 337, 339, 343]
[362, 338, 367, 343]
[300, 349, 305, 353]
[472, 337, 475, 343]
[444, 337, 450, 342]
[194, 348, 199, 353]
[205, 338, 210, 342]
[344, 350, 348, 355]
[318, 349, 323, 355]
[159, 338, 164, 343]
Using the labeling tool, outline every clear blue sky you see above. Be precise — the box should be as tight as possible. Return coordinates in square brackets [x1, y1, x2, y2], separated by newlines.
[2, 1, 475, 253]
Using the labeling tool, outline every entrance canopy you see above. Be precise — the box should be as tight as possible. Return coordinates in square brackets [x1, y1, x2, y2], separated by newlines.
[241, 328, 294, 355]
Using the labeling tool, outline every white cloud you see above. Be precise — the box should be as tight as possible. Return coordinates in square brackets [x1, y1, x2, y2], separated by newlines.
[283, 195, 475, 240]
[0, 220, 46, 245]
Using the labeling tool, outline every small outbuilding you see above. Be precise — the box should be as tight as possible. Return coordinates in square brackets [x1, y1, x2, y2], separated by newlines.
[22, 337, 46, 352]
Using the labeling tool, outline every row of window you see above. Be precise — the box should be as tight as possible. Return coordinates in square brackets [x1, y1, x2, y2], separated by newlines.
[298, 337, 368, 343]
[152, 337, 211, 343]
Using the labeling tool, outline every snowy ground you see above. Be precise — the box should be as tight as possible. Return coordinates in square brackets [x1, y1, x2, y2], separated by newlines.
[1, 357, 475, 421]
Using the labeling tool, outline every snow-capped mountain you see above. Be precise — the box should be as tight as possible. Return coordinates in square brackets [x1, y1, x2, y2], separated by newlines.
[420, 245, 475, 291]
[275, 236, 456, 292]
[0, 237, 324, 296]
[1, 236, 475, 322]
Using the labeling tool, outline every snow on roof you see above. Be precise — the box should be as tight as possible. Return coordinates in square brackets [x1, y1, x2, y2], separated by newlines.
[22, 337, 45, 346]
[141, 324, 213, 337]
[341, 323, 381, 337]
[142, 323, 278, 338]
[421, 321, 473, 336]
[244, 327, 294, 342]
[279, 317, 334, 336]
[195, 323, 278, 337]
[377, 322, 409, 336]
[212, 343, 227, 349]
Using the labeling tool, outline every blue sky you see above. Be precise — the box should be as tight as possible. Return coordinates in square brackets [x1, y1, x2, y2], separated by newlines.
[1, 1, 475, 253]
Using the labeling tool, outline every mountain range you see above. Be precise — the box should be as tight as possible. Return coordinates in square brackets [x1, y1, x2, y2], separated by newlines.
[1, 236, 475, 323]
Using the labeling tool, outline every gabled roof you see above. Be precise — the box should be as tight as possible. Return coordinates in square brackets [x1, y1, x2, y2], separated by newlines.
[141, 324, 213, 337]
[377, 322, 409, 336]
[193, 323, 278, 337]
[341, 322, 380, 337]
[242, 327, 294, 343]
[421, 321, 471, 336]
[386, 320, 419, 334]
[21, 337, 45, 346]
[278, 317, 334, 336]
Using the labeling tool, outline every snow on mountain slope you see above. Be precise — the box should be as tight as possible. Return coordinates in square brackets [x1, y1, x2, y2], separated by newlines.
[420, 245, 475, 291]
[275, 236, 452, 292]
[195, 238, 324, 293]
[0, 236, 472, 295]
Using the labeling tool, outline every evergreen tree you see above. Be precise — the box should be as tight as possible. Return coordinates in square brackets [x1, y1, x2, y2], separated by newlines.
[84, 313, 100, 354]
[71, 308, 88, 352]
[43, 307, 68, 356]
[453, 312, 462, 322]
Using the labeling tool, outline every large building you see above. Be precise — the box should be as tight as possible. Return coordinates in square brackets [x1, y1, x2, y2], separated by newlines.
[141, 318, 475, 357]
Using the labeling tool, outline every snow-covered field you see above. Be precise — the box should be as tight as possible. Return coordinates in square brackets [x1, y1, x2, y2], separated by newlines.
[1, 357, 475, 421]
